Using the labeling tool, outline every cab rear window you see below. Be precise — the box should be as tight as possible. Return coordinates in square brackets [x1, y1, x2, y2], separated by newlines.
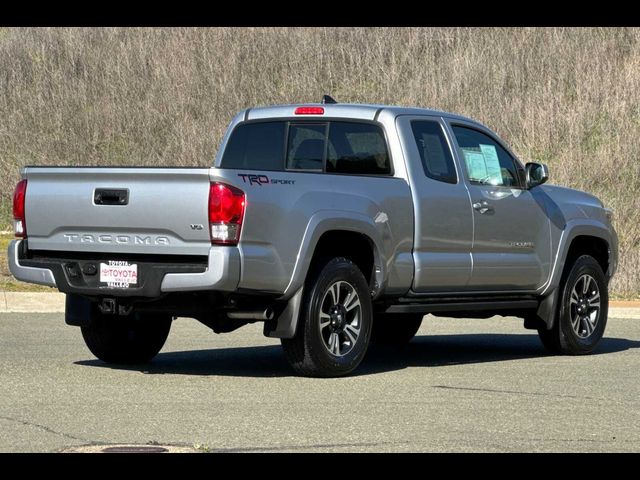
[220, 120, 391, 176]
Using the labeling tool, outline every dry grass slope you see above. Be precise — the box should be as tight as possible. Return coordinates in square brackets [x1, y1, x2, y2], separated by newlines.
[0, 27, 638, 295]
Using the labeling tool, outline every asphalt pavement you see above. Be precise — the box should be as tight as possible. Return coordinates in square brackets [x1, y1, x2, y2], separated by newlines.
[1, 311, 639, 452]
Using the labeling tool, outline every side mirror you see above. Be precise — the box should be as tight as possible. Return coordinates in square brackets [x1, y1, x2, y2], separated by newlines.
[525, 162, 549, 189]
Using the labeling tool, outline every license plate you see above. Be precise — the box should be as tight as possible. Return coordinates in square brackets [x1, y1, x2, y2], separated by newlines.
[99, 261, 138, 288]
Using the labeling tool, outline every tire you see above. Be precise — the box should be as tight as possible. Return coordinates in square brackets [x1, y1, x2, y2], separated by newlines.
[281, 257, 373, 377]
[537, 325, 562, 353]
[81, 311, 172, 364]
[371, 313, 423, 346]
[538, 255, 608, 355]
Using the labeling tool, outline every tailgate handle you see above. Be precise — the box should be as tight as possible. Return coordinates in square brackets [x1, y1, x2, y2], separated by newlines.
[94, 188, 129, 206]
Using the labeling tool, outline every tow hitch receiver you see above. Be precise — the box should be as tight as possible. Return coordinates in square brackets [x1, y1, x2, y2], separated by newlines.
[98, 298, 133, 316]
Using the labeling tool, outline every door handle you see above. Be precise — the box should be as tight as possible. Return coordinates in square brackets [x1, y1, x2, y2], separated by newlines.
[472, 201, 494, 214]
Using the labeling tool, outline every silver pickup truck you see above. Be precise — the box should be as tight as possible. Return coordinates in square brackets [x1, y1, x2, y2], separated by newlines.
[8, 100, 618, 377]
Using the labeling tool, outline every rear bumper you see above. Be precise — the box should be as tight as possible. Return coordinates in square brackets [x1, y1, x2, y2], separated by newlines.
[8, 240, 57, 287]
[8, 240, 240, 296]
[161, 248, 240, 292]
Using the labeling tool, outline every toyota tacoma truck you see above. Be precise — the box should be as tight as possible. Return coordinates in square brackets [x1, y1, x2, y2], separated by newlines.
[8, 100, 618, 377]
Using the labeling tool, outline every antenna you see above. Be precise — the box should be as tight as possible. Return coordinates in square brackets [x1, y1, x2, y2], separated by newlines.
[321, 95, 337, 104]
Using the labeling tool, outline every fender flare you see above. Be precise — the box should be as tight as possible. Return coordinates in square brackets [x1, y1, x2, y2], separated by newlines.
[267, 211, 387, 339]
[281, 210, 388, 299]
[535, 219, 614, 329]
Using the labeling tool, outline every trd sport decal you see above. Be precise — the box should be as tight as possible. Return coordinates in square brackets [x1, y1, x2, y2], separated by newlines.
[237, 174, 295, 186]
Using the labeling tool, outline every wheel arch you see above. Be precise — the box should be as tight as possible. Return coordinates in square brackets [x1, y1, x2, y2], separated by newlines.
[535, 220, 614, 330]
[282, 211, 387, 300]
[266, 213, 386, 340]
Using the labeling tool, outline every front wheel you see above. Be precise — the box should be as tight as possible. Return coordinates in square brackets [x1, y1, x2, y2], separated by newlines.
[281, 257, 373, 377]
[81, 312, 172, 364]
[538, 255, 608, 355]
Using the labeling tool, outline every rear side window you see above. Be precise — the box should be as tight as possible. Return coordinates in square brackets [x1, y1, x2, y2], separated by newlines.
[220, 121, 285, 171]
[326, 122, 391, 175]
[410, 120, 457, 184]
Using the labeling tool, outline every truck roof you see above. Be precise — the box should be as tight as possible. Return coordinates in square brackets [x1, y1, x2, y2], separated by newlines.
[245, 103, 484, 126]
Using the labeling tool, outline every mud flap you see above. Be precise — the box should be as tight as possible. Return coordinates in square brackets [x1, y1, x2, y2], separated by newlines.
[65, 294, 94, 327]
[524, 289, 557, 330]
[263, 287, 304, 339]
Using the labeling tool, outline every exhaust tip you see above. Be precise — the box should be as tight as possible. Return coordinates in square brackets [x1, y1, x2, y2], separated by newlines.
[226, 308, 275, 321]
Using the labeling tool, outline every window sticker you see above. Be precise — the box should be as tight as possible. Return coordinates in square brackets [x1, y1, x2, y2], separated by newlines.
[479, 144, 502, 185]
[462, 144, 504, 185]
[462, 149, 487, 181]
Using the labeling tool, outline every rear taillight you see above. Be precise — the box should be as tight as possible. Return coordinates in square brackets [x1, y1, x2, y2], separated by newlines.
[13, 179, 27, 238]
[208, 182, 245, 245]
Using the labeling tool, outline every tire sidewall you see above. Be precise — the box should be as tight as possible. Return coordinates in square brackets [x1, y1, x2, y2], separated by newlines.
[557, 255, 608, 354]
[303, 259, 372, 375]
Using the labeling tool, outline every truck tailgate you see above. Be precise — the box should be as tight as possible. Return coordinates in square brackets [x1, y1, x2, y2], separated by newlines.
[23, 167, 213, 256]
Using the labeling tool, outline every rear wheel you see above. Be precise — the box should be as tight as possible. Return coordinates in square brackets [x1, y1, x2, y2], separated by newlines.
[538, 255, 608, 355]
[371, 313, 423, 346]
[281, 257, 373, 377]
[81, 311, 172, 364]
